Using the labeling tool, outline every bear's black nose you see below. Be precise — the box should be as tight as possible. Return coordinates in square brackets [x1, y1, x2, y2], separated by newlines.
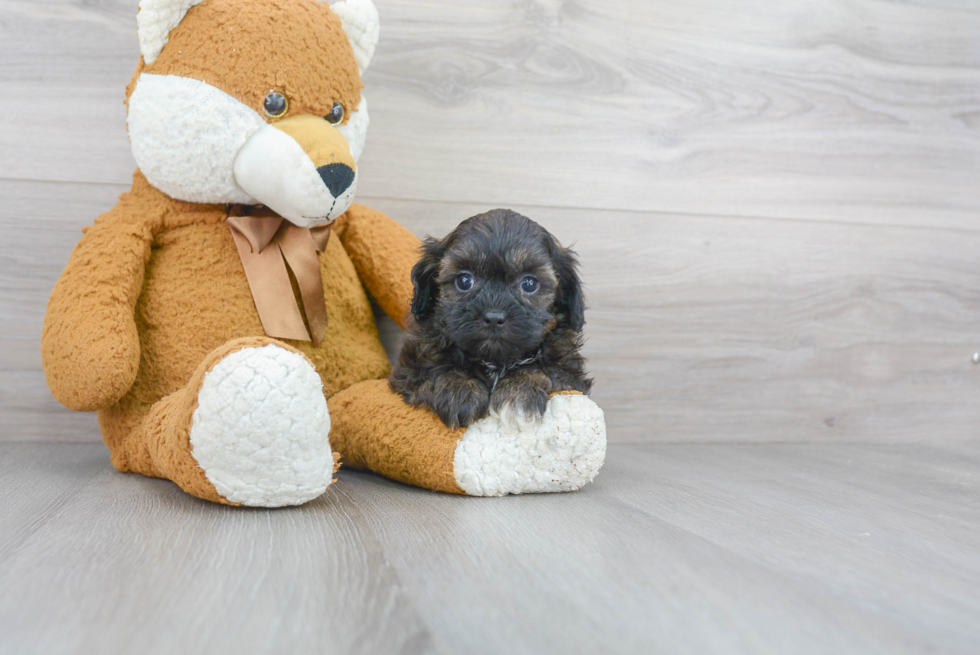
[316, 163, 356, 197]
[482, 309, 507, 329]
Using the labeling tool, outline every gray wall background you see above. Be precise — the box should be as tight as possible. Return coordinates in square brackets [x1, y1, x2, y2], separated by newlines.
[1, 0, 978, 443]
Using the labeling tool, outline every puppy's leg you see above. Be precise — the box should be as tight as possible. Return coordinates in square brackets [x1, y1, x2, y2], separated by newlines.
[329, 380, 606, 496]
[402, 368, 491, 429]
[489, 368, 551, 429]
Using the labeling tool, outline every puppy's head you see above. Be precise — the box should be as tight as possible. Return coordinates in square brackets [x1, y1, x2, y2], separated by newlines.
[411, 209, 585, 363]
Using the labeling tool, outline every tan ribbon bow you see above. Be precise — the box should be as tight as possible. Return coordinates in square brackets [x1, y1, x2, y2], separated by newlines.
[226, 207, 333, 345]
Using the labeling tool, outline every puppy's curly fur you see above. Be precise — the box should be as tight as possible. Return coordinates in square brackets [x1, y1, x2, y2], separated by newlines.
[389, 209, 592, 429]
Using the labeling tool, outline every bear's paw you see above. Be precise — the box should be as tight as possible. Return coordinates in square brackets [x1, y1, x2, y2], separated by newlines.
[453, 394, 607, 497]
[190, 344, 333, 507]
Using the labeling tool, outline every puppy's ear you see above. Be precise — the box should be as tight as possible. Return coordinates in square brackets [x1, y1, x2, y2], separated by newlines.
[411, 236, 445, 321]
[548, 237, 586, 332]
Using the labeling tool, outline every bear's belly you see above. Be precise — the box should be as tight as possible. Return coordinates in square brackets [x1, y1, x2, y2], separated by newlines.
[128, 221, 391, 409]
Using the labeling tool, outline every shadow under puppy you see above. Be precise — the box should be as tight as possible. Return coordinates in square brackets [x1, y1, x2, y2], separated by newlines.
[390, 209, 592, 429]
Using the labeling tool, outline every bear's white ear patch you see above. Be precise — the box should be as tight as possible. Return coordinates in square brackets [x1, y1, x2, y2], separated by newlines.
[327, 0, 379, 73]
[137, 0, 203, 65]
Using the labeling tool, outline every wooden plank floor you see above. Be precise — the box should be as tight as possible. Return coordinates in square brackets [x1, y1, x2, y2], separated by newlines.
[0, 441, 978, 655]
[2, 1, 979, 653]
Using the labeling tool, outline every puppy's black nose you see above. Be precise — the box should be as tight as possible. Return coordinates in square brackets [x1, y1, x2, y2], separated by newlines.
[316, 163, 356, 197]
[482, 309, 507, 329]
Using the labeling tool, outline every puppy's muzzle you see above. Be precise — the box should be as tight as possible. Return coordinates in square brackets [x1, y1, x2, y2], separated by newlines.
[234, 115, 358, 228]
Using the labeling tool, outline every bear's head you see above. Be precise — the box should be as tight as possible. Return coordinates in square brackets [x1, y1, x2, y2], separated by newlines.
[126, 0, 379, 226]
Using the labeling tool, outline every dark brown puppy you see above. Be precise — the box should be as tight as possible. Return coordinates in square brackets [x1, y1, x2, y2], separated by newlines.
[389, 209, 592, 429]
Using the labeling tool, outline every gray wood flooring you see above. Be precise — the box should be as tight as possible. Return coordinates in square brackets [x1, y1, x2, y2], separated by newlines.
[1, 1, 979, 652]
[1, 441, 978, 655]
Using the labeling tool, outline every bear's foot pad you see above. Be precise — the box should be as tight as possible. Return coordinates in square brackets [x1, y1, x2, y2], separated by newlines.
[190, 344, 333, 507]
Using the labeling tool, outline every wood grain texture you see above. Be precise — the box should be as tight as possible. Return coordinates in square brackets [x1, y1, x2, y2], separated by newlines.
[1, 1, 979, 443]
[3, 3, 979, 653]
[1, 441, 978, 654]
[0, 0, 978, 228]
[363, 197, 980, 443]
[0, 443, 106, 561]
[362, 0, 980, 228]
[0, 442, 438, 655]
[6, 182, 978, 443]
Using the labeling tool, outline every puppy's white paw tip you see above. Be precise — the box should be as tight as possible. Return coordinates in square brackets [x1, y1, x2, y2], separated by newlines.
[488, 401, 540, 432]
[190, 345, 333, 507]
[454, 394, 606, 497]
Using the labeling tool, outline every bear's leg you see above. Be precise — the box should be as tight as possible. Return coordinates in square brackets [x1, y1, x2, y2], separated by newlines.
[328, 379, 607, 496]
[113, 337, 336, 506]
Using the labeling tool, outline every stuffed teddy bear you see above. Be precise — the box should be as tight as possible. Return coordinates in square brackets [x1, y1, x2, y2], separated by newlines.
[41, 0, 606, 507]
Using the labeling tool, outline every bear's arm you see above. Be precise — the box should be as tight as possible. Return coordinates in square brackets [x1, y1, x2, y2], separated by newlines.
[335, 203, 420, 329]
[41, 200, 153, 412]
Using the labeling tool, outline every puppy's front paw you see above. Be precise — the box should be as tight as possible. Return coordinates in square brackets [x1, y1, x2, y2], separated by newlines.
[435, 397, 489, 430]
[427, 376, 490, 429]
[490, 371, 550, 430]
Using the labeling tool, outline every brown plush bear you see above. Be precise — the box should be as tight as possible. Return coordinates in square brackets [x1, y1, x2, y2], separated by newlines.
[42, 0, 606, 507]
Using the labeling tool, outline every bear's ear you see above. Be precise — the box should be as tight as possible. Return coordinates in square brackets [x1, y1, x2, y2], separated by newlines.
[137, 0, 203, 65]
[326, 0, 380, 73]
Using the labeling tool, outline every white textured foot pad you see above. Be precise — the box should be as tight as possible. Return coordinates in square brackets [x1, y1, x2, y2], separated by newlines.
[453, 394, 606, 497]
[190, 345, 333, 507]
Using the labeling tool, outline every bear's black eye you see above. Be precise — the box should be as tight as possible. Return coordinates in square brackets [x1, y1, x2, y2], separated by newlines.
[455, 272, 474, 292]
[520, 275, 539, 294]
[325, 102, 345, 124]
[263, 91, 288, 118]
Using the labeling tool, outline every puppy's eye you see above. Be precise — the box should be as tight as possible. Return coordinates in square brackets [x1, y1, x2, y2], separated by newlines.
[520, 275, 539, 294]
[455, 272, 474, 292]
[325, 102, 345, 124]
[263, 91, 288, 118]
